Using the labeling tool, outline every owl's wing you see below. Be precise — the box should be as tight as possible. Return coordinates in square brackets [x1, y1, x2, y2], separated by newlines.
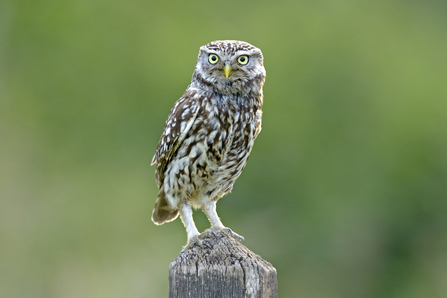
[151, 89, 201, 188]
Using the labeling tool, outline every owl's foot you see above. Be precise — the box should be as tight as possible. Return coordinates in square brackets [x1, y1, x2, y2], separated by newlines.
[200, 229, 219, 240]
[201, 227, 245, 244]
[180, 235, 212, 254]
[222, 227, 245, 243]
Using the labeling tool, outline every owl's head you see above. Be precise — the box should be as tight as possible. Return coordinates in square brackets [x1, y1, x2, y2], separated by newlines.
[191, 40, 265, 95]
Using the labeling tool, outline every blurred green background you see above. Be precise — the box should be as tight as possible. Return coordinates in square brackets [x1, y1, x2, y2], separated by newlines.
[1, 0, 447, 297]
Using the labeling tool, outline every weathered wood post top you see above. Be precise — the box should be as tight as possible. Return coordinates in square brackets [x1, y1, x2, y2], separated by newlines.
[169, 231, 277, 298]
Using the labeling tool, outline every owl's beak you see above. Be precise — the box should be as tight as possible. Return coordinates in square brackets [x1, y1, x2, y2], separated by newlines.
[222, 63, 233, 78]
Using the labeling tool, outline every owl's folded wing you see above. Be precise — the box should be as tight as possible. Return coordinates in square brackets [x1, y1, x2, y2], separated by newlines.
[151, 89, 201, 188]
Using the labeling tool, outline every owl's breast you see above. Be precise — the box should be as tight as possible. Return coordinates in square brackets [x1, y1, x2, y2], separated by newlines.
[201, 97, 261, 197]
[163, 93, 261, 205]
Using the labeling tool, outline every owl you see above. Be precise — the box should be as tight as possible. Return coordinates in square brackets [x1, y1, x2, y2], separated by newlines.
[151, 40, 266, 250]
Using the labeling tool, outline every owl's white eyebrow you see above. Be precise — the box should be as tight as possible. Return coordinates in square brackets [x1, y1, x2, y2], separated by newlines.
[235, 51, 252, 56]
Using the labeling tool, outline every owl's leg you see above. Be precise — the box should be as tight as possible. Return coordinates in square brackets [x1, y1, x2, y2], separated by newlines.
[178, 203, 211, 252]
[202, 199, 225, 229]
[201, 200, 244, 243]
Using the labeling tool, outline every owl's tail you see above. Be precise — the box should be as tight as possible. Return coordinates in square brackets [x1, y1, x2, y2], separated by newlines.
[151, 188, 179, 225]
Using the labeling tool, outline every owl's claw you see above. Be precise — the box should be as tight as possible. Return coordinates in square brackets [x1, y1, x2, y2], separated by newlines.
[200, 229, 219, 239]
[180, 235, 212, 254]
[223, 227, 245, 243]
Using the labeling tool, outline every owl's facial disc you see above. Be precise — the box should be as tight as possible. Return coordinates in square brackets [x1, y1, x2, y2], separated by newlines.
[222, 63, 233, 78]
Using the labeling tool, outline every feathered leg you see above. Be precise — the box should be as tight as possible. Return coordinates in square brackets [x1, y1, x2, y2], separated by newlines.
[179, 203, 210, 251]
[202, 200, 244, 243]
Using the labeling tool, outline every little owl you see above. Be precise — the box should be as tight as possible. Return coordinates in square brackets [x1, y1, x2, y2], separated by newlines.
[151, 40, 266, 250]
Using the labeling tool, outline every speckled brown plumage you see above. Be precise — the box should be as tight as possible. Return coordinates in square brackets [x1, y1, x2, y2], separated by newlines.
[151, 40, 266, 250]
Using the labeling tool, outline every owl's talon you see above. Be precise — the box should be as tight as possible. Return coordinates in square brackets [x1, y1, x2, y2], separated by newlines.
[223, 228, 245, 243]
[199, 229, 219, 240]
[181, 235, 212, 253]
[203, 241, 212, 249]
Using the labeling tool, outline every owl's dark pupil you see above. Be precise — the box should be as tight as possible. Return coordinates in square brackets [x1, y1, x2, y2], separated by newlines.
[211, 56, 217, 61]
[240, 57, 246, 62]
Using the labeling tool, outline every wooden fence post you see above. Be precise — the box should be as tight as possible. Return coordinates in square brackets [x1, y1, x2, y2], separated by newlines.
[169, 231, 277, 298]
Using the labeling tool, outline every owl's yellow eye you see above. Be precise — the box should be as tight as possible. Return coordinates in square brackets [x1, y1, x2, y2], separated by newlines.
[208, 54, 219, 64]
[237, 55, 249, 65]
